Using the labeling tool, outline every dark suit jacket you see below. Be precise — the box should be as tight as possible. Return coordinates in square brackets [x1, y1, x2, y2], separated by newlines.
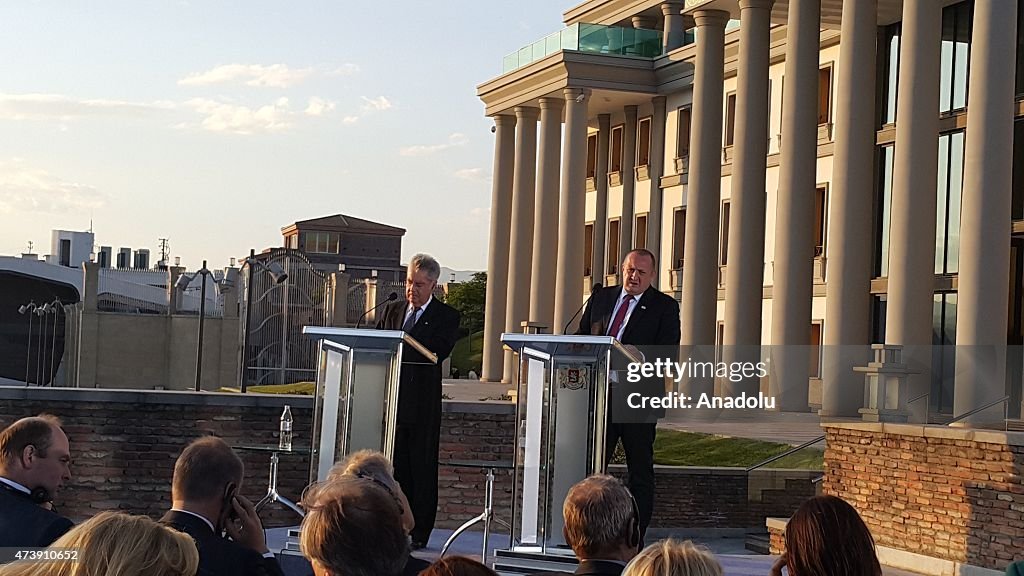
[0, 483, 73, 548]
[577, 285, 681, 419]
[377, 298, 461, 425]
[533, 559, 626, 576]
[1007, 561, 1024, 576]
[160, 510, 284, 576]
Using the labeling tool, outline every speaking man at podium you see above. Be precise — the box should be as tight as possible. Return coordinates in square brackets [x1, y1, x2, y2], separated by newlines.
[576, 248, 680, 538]
[376, 253, 460, 550]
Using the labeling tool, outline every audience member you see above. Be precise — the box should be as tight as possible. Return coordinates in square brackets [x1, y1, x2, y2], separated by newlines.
[422, 556, 497, 576]
[300, 476, 410, 576]
[622, 539, 721, 576]
[0, 415, 73, 547]
[0, 510, 198, 576]
[160, 436, 283, 576]
[329, 450, 426, 575]
[536, 474, 641, 576]
[772, 495, 882, 576]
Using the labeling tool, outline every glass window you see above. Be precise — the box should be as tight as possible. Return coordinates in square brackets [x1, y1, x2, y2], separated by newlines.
[814, 186, 827, 257]
[1013, 119, 1024, 221]
[611, 126, 624, 173]
[871, 295, 887, 344]
[724, 93, 737, 147]
[584, 223, 594, 277]
[676, 106, 692, 159]
[818, 66, 832, 125]
[720, 201, 731, 266]
[875, 145, 895, 277]
[931, 293, 958, 414]
[879, 24, 901, 126]
[672, 208, 686, 269]
[939, 1, 972, 114]
[637, 117, 652, 167]
[1017, 0, 1024, 95]
[809, 323, 822, 378]
[586, 134, 598, 179]
[608, 219, 621, 273]
[635, 215, 648, 250]
[935, 131, 965, 274]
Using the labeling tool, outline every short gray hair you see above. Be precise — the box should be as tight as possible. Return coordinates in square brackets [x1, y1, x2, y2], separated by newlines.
[329, 450, 397, 491]
[409, 253, 441, 282]
[563, 474, 635, 557]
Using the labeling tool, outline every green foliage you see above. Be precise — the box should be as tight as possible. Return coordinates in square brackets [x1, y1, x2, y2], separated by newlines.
[450, 330, 484, 374]
[446, 272, 486, 335]
[609, 429, 823, 469]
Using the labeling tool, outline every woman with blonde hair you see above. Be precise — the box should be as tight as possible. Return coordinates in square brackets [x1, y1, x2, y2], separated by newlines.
[623, 539, 722, 576]
[0, 511, 198, 576]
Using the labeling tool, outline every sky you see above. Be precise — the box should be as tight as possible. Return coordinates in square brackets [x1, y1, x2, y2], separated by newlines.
[0, 0, 566, 272]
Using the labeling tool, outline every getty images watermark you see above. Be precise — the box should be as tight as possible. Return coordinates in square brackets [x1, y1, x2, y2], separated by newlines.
[625, 358, 775, 410]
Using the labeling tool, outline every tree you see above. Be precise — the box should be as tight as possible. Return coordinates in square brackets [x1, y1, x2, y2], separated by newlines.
[445, 272, 486, 335]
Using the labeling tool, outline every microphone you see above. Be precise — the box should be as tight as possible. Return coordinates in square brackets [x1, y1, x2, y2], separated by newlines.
[356, 292, 398, 328]
[562, 283, 602, 335]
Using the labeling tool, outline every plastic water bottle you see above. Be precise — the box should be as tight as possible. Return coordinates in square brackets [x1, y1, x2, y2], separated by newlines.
[279, 405, 293, 451]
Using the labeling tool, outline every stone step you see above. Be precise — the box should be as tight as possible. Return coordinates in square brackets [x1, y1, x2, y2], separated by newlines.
[745, 533, 771, 555]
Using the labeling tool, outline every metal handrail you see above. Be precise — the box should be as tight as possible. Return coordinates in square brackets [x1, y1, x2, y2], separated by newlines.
[947, 395, 1010, 426]
[907, 392, 930, 404]
[745, 434, 826, 473]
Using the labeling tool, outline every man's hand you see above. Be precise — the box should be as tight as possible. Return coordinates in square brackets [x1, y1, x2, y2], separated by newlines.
[224, 495, 269, 555]
[769, 554, 788, 576]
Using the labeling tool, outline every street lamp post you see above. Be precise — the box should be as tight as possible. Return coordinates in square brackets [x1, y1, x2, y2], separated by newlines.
[238, 249, 288, 393]
[18, 302, 37, 386]
[195, 260, 210, 392]
[49, 299, 63, 385]
[36, 305, 48, 386]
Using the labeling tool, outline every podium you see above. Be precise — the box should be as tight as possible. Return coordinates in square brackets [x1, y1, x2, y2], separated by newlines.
[498, 333, 640, 558]
[303, 326, 437, 482]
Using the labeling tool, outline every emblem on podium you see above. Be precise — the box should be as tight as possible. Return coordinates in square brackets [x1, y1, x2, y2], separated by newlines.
[557, 365, 590, 390]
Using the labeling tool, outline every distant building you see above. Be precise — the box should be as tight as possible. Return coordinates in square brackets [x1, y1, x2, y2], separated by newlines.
[278, 214, 406, 281]
[50, 230, 94, 269]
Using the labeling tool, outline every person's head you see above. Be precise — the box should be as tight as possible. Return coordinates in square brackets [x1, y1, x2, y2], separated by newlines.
[784, 495, 882, 576]
[300, 476, 409, 576]
[0, 414, 71, 501]
[327, 449, 415, 534]
[406, 254, 440, 308]
[421, 556, 497, 576]
[170, 436, 244, 527]
[622, 539, 722, 576]
[621, 249, 657, 296]
[0, 511, 198, 576]
[562, 474, 640, 562]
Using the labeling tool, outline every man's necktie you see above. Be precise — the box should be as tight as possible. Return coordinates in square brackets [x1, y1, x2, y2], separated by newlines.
[402, 307, 421, 333]
[607, 295, 633, 339]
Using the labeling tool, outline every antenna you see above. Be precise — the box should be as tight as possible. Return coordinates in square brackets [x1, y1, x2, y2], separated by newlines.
[158, 238, 170, 266]
[27, 241, 34, 254]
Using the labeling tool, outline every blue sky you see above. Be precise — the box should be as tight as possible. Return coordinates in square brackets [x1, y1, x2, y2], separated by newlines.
[0, 0, 565, 271]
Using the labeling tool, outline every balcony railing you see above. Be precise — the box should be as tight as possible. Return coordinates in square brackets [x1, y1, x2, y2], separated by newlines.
[503, 23, 664, 74]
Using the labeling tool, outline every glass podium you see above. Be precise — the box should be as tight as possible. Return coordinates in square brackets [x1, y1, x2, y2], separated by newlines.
[303, 326, 437, 482]
[498, 333, 641, 558]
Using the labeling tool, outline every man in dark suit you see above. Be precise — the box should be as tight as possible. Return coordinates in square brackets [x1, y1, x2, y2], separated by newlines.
[0, 414, 74, 548]
[534, 475, 641, 576]
[160, 436, 283, 576]
[576, 249, 680, 538]
[376, 253, 461, 550]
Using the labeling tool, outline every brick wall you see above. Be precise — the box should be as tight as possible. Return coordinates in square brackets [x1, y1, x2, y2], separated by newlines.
[822, 422, 1024, 571]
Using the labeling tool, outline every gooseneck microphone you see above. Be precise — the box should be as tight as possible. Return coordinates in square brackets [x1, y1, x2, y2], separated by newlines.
[562, 283, 602, 334]
[356, 292, 398, 328]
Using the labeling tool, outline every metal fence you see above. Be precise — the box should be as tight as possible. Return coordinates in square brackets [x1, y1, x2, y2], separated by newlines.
[97, 268, 171, 315]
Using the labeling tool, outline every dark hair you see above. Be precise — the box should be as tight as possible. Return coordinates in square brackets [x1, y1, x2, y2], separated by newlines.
[422, 556, 497, 576]
[0, 414, 63, 464]
[300, 476, 409, 576]
[171, 436, 243, 501]
[785, 495, 882, 576]
[625, 248, 657, 269]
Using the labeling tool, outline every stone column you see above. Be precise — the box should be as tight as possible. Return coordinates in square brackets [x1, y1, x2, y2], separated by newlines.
[503, 106, 540, 384]
[884, 0, 941, 403]
[529, 98, 564, 333]
[821, 0, 877, 417]
[481, 114, 516, 382]
[953, 0, 1017, 423]
[681, 10, 729, 349]
[619, 105, 639, 276]
[662, 1, 686, 51]
[632, 15, 658, 29]
[553, 88, 591, 333]
[593, 114, 612, 282]
[647, 96, 668, 280]
[723, 0, 773, 396]
[769, 0, 819, 411]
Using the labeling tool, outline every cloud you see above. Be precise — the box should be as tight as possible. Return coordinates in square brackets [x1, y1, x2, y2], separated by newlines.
[400, 133, 468, 157]
[454, 168, 490, 182]
[304, 97, 336, 117]
[0, 160, 108, 215]
[328, 64, 361, 76]
[0, 93, 174, 121]
[341, 96, 393, 124]
[183, 97, 294, 134]
[179, 64, 315, 88]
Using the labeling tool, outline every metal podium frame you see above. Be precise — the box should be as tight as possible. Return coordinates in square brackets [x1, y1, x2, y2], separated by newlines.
[499, 333, 640, 557]
[303, 326, 437, 483]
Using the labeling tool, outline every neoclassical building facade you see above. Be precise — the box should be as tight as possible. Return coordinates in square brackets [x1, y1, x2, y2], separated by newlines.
[478, 0, 1024, 420]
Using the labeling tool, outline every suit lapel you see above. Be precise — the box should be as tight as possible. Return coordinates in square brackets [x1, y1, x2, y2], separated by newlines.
[410, 300, 441, 336]
[620, 288, 653, 342]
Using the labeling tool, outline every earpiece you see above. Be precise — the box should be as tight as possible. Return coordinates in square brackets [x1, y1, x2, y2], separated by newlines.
[30, 486, 51, 504]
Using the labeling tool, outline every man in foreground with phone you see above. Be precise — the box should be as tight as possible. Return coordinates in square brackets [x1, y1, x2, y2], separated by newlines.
[161, 436, 283, 576]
